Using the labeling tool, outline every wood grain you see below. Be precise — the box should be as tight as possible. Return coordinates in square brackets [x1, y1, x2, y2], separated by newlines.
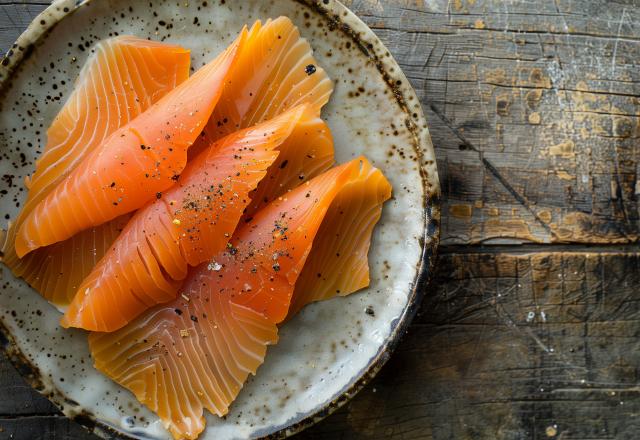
[343, 0, 640, 245]
[1, 0, 639, 439]
[307, 251, 640, 440]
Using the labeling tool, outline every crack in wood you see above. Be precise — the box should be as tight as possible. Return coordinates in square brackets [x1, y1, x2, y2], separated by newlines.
[429, 103, 560, 240]
[441, 243, 640, 254]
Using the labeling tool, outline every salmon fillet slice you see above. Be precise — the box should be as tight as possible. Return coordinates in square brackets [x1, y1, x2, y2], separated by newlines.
[14, 27, 248, 257]
[1, 36, 191, 306]
[89, 158, 391, 439]
[288, 159, 392, 315]
[189, 16, 333, 158]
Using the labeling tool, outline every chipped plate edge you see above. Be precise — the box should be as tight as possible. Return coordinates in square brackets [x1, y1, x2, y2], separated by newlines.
[0, 0, 441, 438]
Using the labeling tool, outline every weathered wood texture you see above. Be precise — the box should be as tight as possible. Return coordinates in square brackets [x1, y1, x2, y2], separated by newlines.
[307, 251, 640, 439]
[2, 0, 640, 439]
[348, 0, 640, 245]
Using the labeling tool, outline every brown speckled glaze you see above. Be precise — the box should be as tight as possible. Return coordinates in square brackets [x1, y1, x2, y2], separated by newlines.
[0, 0, 440, 438]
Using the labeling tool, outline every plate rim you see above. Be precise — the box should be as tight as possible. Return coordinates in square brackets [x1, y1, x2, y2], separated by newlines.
[0, 0, 441, 438]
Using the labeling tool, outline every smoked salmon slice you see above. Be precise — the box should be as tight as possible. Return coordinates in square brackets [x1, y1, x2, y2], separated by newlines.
[89, 158, 392, 439]
[63, 105, 328, 332]
[208, 17, 333, 138]
[189, 16, 333, 158]
[288, 159, 392, 315]
[2, 36, 191, 306]
[3, 215, 130, 307]
[14, 28, 248, 258]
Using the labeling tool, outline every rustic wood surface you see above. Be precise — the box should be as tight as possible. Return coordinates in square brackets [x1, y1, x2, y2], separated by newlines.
[2, 0, 640, 439]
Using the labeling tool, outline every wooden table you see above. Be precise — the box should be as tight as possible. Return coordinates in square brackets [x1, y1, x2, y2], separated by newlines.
[2, 0, 639, 438]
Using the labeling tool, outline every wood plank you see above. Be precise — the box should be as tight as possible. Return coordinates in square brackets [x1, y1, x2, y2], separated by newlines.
[344, 0, 640, 245]
[0, 351, 57, 416]
[306, 251, 640, 439]
[0, 416, 90, 440]
[0, 3, 48, 54]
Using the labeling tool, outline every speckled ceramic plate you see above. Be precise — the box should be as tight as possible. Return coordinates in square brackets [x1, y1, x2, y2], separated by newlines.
[0, 0, 439, 438]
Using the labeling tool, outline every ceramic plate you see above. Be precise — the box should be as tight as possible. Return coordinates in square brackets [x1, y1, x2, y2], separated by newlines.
[0, 0, 439, 438]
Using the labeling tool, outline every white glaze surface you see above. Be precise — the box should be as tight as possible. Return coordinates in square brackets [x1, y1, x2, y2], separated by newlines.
[0, 1, 437, 438]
